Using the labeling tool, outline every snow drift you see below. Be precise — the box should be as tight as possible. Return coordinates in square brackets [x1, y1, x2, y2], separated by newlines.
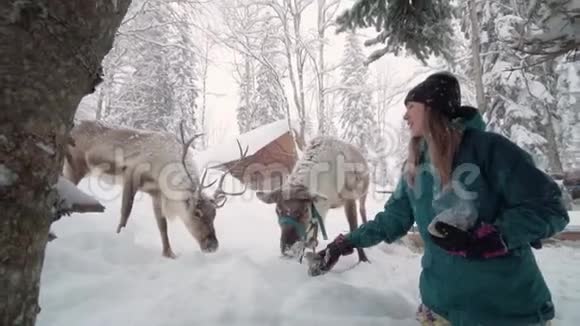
[38, 178, 580, 326]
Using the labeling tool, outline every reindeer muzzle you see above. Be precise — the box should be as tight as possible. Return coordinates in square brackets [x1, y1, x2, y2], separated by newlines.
[278, 203, 327, 242]
[278, 216, 307, 240]
[201, 235, 219, 253]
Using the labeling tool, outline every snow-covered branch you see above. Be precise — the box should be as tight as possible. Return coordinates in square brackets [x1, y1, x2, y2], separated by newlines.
[54, 177, 105, 218]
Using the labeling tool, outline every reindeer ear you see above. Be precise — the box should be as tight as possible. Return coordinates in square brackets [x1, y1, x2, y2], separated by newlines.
[287, 185, 314, 201]
[256, 189, 281, 204]
[310, 192, 328, 202]
[288, 185, 328, 202]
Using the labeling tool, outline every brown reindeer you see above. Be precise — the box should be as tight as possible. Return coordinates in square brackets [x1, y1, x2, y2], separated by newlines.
[63, 120, 247, 258]
[256, 136, 370, 262]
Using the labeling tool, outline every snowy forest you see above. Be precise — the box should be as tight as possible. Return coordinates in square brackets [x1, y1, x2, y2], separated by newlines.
[75, 0, 580, 188]
[1, 0, 579, 325]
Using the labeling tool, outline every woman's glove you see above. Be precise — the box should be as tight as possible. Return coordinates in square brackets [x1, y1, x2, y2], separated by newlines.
[429, 221, 509, 259]
[307, 234, 354, 276]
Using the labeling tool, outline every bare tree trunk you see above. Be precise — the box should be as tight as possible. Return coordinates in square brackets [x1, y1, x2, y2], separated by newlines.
[375, 71, 386, 137]
[544, 109, 564, 174]
[0, 1, 130, 325]
[542, 63, 564, 174]
[468, 0, 486, 113]
[280, 16, 304, 143]
[244, 56, 252, 110]
[200, 38, 212, 148]
[292, 1, 307, 143]
[317, 0, 327, 135]
[270, 0, 309, 146]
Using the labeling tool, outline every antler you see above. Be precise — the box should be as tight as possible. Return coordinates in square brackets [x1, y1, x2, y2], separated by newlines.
[199, 168, 218, 190]
[179, 120, 204, 191]
[212, 139, 249, 208]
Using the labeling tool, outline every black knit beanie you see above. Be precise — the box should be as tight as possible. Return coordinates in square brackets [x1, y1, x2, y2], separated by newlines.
[404, 71, 476, 119]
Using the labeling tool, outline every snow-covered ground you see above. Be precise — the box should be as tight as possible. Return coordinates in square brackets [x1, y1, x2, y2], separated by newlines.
[38, 178, 580, 326]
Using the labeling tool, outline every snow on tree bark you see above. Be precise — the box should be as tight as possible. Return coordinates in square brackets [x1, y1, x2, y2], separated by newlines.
[508, 0, 579, 64]
[467, 0, 486, 114]
[556, 60, 580, 170]
[0, 1, 130, 325]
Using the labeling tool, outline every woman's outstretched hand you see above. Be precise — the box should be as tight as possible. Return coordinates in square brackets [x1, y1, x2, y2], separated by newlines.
[307, 234, 354, 276]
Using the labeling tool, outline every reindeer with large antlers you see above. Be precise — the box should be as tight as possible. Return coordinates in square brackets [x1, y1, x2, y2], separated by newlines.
[62, 120, 247, 258]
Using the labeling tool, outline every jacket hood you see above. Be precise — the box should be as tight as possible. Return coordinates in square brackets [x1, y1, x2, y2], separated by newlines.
[452, 106, 486, 131]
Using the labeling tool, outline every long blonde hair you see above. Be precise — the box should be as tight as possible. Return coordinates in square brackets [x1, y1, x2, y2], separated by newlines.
[405, 107, 462, 187]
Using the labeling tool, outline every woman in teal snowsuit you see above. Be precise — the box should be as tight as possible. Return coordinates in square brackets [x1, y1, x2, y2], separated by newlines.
[310, 72, 570, 325]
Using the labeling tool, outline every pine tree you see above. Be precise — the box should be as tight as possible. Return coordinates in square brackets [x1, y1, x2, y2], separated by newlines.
[340, 32, 375, 150]
[235, 15, 287, 134]
[506, 0, 579, 65]
[391, 118, 411, 185]
[100, 0, 199, 137]
[249, 21, 286, 130]
[236, 55, 256, 134]
[462, 1, 564, 172]
[166, 23, 199, 139]
[339, 32, 383, 183]
[336, 0, 456, 65]
[370, 132, 392, 187]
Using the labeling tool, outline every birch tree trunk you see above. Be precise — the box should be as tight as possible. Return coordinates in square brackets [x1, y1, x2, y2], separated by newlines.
[291, 2, 307, 143]
[0, 1, 130, 325]
[544, 109, 564, 174]
[269, 0, 310, 146]
[543, 63, 564, 174]
[468, 0, 486, 113]
[200, 37, 213, 149]
[317, 0, 327, 135]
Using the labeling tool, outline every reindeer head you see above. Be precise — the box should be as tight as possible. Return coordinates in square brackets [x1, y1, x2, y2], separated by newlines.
[179, 124, 248, 253]
[256, 184, 326, 257]
[181, 190, 219, 253]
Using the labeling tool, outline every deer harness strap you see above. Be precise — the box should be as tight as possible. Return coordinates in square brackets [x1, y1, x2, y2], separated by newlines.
[310, 202, 328, 240]
[277, 203, 328, 241]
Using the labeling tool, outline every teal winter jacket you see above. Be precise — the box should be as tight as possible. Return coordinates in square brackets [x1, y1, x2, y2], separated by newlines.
[346, 113, 570, 325]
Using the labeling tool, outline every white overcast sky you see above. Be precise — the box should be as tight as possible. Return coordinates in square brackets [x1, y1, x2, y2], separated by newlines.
[202, 0, 435, 147]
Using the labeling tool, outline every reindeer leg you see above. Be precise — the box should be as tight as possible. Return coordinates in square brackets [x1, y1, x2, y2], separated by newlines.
[345, 199, 369, 263]
[359, 193, 368, 224]
[152, 196, 176, 259]
[117, 169, 136, 233]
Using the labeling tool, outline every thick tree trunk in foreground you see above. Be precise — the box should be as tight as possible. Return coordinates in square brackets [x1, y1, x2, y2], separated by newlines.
[0, 1, 130, 325]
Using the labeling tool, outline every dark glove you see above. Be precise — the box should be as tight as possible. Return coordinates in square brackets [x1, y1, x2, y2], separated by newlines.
[530, 239, 543, 250]
[430, 222, 509, 259]
[307, 234, 354, 276]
